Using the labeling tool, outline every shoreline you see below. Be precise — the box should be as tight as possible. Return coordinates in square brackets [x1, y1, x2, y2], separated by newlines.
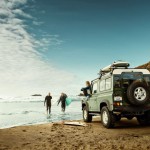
[0, 115, 84, 130]
[0, 119, 82, 130]
[1, 118, 150, 150]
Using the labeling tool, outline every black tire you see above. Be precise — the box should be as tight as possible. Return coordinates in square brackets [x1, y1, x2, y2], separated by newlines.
[101, 106, 115, 128]
[136, 115, 148, 126]
[137, 111, 150, 125]
[147, 111, 150, 125]
[127, 81, 150, 106]
[83, 106, 92, 122]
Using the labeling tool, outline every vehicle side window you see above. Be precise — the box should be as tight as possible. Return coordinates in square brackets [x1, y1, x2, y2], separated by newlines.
[92, 82, 98, 94]
[106, 78, 111, 90]
[100, 80, 105, 91]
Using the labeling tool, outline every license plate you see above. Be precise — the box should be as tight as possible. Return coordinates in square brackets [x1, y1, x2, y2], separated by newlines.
[114, 96, 122, 101]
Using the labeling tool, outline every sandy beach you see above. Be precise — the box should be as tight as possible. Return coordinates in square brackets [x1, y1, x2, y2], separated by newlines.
[0, 117, 150, 150]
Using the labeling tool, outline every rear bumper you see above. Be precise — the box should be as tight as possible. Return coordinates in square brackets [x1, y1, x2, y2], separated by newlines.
[113, 105, 150, 115]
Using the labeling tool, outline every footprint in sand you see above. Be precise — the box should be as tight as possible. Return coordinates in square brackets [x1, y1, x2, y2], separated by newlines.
[22, 142, 30, 146]
[22, 129, 27, 132]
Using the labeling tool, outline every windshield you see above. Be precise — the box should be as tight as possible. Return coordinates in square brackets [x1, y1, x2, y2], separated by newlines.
[114, 72, 143, 88]
[122, 72, 143, 80]
[114, 72, 150, 89]
[121, 72, 143, 88]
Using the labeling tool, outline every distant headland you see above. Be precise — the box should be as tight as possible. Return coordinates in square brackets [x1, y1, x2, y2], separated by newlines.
[31, 94, 42, 96]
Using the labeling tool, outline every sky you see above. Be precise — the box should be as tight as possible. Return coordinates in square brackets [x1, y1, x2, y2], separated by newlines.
[0, 0, 150, 96]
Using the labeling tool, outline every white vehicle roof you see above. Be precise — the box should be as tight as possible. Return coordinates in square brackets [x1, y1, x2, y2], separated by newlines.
[113, 69, 150, 75]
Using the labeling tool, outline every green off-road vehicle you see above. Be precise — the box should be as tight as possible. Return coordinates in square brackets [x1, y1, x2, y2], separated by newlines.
[82, 61, 150, 128]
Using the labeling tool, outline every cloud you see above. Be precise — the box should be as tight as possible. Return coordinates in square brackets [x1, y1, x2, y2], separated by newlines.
[0, 0, 79, 96]
[32, 21, 44, 26]
[7, 0, 28, 8]
[13, 9, 33, 19]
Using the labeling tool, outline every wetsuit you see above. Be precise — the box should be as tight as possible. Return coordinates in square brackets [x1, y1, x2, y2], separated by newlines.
[81, 86, 92, 97]
[58, 94, 67, 112]
[44, 95, 52, 114]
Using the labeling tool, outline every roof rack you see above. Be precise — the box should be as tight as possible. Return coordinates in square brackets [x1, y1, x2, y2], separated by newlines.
[99, 61, 130, 76]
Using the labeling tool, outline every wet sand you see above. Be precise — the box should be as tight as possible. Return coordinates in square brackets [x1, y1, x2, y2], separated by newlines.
[0, 117, 150, 150]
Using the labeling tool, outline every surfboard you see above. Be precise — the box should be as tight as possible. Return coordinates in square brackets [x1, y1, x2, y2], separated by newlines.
[66, 98, 72, 106]
[64, 121, 87, 127]
[101, 61, 130, 73]
[113, 61, 130, 67]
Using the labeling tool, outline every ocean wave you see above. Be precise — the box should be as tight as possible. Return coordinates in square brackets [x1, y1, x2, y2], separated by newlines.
[0, 110, 43, 116]
[0, 96, 81, 103]
[0, 100, 44, 103]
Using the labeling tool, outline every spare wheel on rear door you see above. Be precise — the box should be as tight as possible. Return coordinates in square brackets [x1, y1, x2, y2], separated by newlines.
[127, 80, 150, 106]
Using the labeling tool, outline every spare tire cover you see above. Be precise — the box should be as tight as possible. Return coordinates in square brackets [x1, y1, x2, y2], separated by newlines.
[127, 81, 150, 106]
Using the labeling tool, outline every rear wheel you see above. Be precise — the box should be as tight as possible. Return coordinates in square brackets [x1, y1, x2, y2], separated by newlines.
[83, 106, 92, 122]
[137, 111, 150, 125]
[101, 106, 115, 128]
[137, 115, 148, 126]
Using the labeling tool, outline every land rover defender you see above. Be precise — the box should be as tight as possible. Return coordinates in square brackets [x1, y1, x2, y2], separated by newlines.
[82, 62, 150, 128]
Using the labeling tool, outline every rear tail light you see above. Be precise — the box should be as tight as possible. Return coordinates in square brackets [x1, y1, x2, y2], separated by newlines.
[113, 102, 122, 106]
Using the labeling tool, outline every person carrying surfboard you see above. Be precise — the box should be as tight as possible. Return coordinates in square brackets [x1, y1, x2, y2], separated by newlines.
[44, 92, 52, 114]
[81, 81, 92, 97]
[57, 93, 67, 112]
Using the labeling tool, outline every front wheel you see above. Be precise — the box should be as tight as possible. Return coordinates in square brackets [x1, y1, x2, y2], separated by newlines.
[83, 106, 92, 122]
[101, 106, 115, 128]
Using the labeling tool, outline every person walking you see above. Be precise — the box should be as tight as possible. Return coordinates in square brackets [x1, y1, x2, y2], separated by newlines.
[44, 92, 52, 114]
[57, 93, 67, 112]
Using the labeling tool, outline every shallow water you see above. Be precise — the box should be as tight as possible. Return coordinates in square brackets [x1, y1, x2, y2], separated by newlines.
[0, 99, 82, 129]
